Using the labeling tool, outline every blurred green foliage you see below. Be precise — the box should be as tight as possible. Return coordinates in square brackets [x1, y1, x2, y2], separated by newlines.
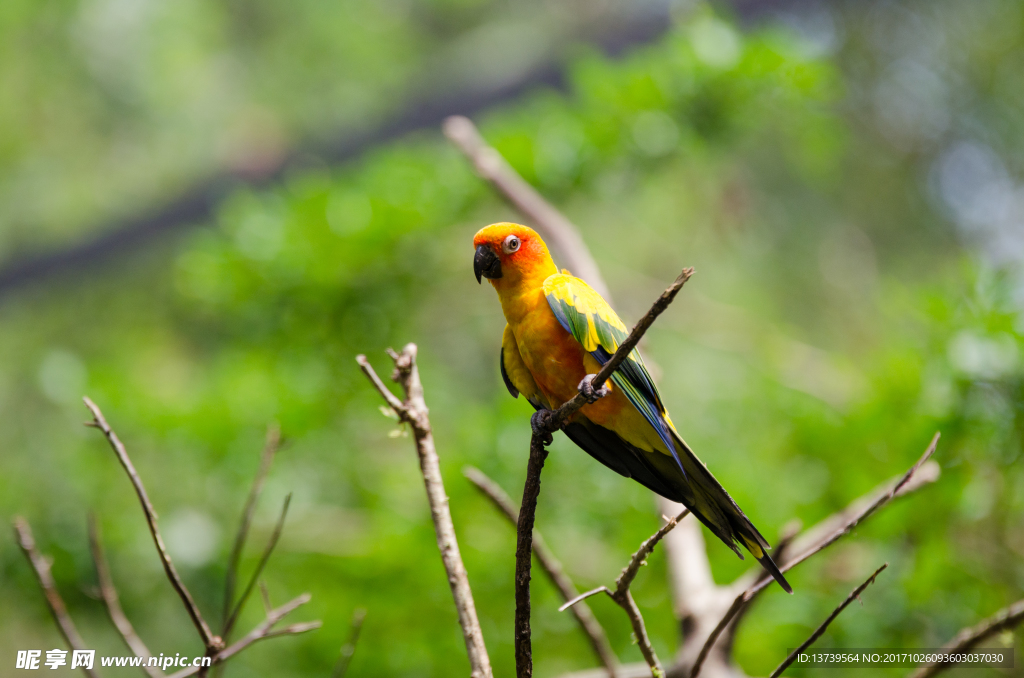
[2, 2, 1023, 677]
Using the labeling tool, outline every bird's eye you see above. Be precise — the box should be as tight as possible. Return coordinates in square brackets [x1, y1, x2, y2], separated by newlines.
[503, 235, 521, 254]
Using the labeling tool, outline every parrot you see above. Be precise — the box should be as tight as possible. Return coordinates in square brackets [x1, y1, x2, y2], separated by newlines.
[473, 222, 792, 593]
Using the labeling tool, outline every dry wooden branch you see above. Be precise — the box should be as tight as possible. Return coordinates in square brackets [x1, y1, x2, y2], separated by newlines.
[88, 514, 161, 678]
[616, 510, 690, 594]
[357, 345, 493, 678]
[464, 466, 619, 676]
[83, 397, 221, 652]
[515, 434, 550, 678]
[166, 594, 319, 678]
[443, 115, 612, 301]
[223, 424, 281, 631]
[331, 608, 367, 678]
[689, 433, 940, 678]
[223, 493, 292, 639]
[909, 598, 1024, 678]
[561, 512, 688, 678]
[769, 563, 888, 678]
[13, 517, 101, 678]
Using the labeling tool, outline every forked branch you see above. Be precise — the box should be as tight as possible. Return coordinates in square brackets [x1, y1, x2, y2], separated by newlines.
[166, 594, 320, 678]
[561, 511, 690, 678]
[357, 345, 492, 678]
[83, 397, 221, 653]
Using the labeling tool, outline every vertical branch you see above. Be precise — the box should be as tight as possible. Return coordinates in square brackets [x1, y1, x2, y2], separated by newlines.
[515, 435, 551, 678]
[88, 514, 161, 678]
[464, 466, 620, 675]
[357, 346, 492, 678]
[83, 397, 221, 652]
[13, 517, 101, 678]
[330, 608, 367, 678]
[223, 424, 281, 631]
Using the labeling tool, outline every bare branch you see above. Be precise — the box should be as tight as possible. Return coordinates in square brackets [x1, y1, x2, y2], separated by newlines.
[355, 355, 406, 415]
[560, 514, 688, 678]
[465, 466, 619, 676]
[515, 434, 550, 678]
[223, 493, 292, 639]
[13, 517, 101, 678]
[559, 587, 612, 612]
[769, 563, 888, 678]
[88, 514, 161, 678]
[690, 433, 940, 678]
[619, 589, 663, 678]
[547, 268, 694, 431]
[223, 424, 281, 631]
[358, 346, 492, 678]
[331, 608, 367, 678]
[615, 511, 689, 595]
[909, 598, 1024, 678]
[83, 397, 220, 652]
[166, 594, 317, 678]
[443, 115, 611, 301]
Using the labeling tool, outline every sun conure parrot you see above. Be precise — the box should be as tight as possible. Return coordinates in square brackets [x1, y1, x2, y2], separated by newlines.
[473, 222, 791, 593]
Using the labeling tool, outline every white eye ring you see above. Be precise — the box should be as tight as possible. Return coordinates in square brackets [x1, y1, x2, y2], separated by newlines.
[503, 235, 521, 254]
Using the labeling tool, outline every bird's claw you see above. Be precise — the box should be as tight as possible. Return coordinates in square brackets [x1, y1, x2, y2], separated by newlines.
[530, 409, 555, 446]
[578, 374, 610, 404]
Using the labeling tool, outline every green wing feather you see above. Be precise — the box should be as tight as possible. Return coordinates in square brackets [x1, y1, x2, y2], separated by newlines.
[543, 274, 678, 462]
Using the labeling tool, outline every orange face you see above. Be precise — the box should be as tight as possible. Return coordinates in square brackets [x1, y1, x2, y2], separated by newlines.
[472, 222, 552, 286]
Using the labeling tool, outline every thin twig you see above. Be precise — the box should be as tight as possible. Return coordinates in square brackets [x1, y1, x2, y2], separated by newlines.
[259, 581, 272, 616]
[13, 517, 101, 678]
[690, 433, 940, 678]
[465, 466, 619, 676]
[357, 347, 492, 678]
[769, 563, 888, 678]
[166, 594, 318, 678]
[83, 397, 220, 652]
[331, 608, 367, 678]
[223, 424, 281, 631]
[615, 511, 690, 595]
[561, 514, 688, 678]
[909, 598, 1024, 678]
[223, 493, 292, 639]
[443, 115, 612, 301]
[88, 514, 161, 678]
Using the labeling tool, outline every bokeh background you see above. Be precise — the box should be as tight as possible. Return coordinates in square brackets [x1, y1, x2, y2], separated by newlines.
[2, 0, 1023, 676]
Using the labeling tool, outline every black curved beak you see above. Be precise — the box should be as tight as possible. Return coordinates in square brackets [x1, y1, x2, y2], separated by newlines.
[474, 244, 502, 283]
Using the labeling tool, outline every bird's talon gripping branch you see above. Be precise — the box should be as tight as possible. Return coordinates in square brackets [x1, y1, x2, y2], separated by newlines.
[530, 409, 555, 446]
[578, 374, 610, 404]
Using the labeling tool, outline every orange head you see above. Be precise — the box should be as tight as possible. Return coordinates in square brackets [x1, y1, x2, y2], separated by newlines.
[472, 223, 556, 289]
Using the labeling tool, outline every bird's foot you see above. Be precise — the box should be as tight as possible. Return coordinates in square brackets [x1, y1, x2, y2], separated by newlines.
[578, 374, 610, 404]
[530, 409, 555, 446]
